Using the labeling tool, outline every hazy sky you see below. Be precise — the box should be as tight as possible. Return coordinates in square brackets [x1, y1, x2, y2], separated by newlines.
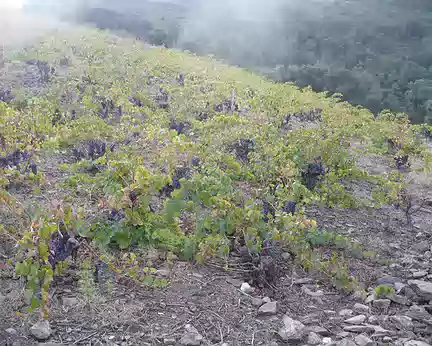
[0, 0, 24, 8]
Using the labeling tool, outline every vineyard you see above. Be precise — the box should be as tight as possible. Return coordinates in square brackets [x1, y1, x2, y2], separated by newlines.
[1, 27, 432, 345]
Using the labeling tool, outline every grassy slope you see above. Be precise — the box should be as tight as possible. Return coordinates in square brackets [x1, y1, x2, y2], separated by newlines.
[1, 28, 430, 296]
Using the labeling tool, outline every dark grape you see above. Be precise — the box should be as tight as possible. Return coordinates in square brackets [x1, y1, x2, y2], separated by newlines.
[35, 60, 52, 82]
[175, 167, 191, 180]
[262, 200, 275, 223]
[231, 139, 255, 162]
[197, 112, 209, 121]
[48, 231, 80, 270]
[98, 98, 116, 119]
[129, 190, 139, 203]
[109, 209, 126, 221]
[177, 73, 185, 86]
[30, 164, 38, 175]
[282, 109, 323, 127]
[88, 142, 96, 159]
[302, 158, 326, 190]
[26, 59, 39, 66]
[161, 167, 191, 196]
[129, 96, 144, 107]
[160, 184, 174, 197]
[282, 201, 297, 216]
[192, 157, 200, 167]
[0, 88, 14, 104]
[388, 137, 403, 152]
[100, 142, 106, 156]
[59, 57, 69, 67]
[88, 141, 106, 160]
[156, 88, 169, 109]
[394, 155, 410, 170]
[72, 148, 85, 161]
[170, 121, 187, 135]
[117, 106, 123, 117]
[172, 177, 181, 190]
[52, 109, 62, 125]
[214, 99, 238, 113]
[0, 150, 28, 168]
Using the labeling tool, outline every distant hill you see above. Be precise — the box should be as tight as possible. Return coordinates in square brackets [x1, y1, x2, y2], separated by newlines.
[22, 0, 432, 123]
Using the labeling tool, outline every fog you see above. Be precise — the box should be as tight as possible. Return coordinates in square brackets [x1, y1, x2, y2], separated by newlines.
[7, 0, 432, 123]
[0, 0, 24, 8]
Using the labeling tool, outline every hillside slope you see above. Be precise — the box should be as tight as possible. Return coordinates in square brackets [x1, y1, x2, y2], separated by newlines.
[1, 28, 432, 345]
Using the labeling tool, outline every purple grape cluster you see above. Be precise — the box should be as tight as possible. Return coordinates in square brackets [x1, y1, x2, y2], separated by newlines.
[109, 209, 126, 221]
[196, 112, 209, 121]
[231, 139, 255, 162]
[124, 132, 140, 146]
[129, 95, 144, 107]
[387, 138, 403, 152]
[129, 190, 139, 203]
[191, 157, 200, 167]
[262, 200, 276, 223]
[29, 163, 38, 175]
[156, 88, 169, 109]
[26, 60, 55, 83]
[423, 128, 432, 140]
[0, 150, 35, 174]
[72, 148, 86, 161]
[160, 184, 175, 197]
[394, 155, 410, 170]
[413, 126, 432, 141]
[170, 120, 189, 135]
[282, 109, 323, 127]
[161, 167, 191, 197]
[88, 141, 106, 160]
[0, 88, 14, 104]
[214, 99, 238, 113]
[59, 57, 69, 67]
[48, 230, 80, 271]
[177, 73, 185, 86]
[302, 159, 326, 190]
[282, 201, 297, 216]
[99, 98, 116, 119]
[73, 141, 107, 162]
[52, 108, 62, 125]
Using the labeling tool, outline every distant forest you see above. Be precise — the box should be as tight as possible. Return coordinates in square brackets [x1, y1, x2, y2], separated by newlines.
[25, 0, 432, 123]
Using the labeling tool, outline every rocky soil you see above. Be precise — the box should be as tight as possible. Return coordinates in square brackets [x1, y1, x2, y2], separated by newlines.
[1, 194, 432, 346]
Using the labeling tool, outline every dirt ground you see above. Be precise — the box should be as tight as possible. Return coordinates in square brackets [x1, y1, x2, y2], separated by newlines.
[1, 184, 432, 345]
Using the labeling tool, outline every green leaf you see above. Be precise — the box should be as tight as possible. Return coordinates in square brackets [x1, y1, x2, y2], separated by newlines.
[31, 296, 40, 309]
[165, 199, 185, 223]
[38, 243, 49, 260]
[30, 264, 39, 278]
[16, 262, 29, 276]
[114, 231, 132, 249]
[182, 238, 196, 260]
[200, 191, 211, 206]
[142, 275, 154, 286]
